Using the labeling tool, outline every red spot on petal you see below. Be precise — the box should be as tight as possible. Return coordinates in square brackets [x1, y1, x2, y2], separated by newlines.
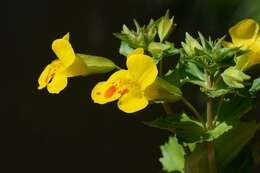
[105, 85, 117, 98]
[121, 88, 129, 96]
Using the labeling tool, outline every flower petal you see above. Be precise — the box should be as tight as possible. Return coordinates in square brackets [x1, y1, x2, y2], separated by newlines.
[250, 35, 260, 52]
[47, 74, 68, 94]
[91, 70, 131, 104]
[229, 19, 259, 47]
[38, 63, 53, 90]
[91, 82, 121, 104]
[128, 48, 144, 56]
[127, 53, 158, 89]
[117, 90, 148, 113]
[222, 41, 234, 48]
[63, 57, 88, 77]
[236, 51, 260, 71]
[38, 60, 63, 90]
[107, 69, 131, 82]
[62, 32, 70, 41]
[52, 38, 75, 67]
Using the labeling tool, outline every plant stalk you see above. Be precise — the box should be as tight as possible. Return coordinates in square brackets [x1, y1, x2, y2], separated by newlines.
[159, 60, 174, 115]
[181, 97, 205, 127]
[206, 72, 217, 173]
[162, 103, 174, 115]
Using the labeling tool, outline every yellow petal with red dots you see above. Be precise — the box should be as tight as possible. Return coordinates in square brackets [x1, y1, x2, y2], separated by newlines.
[47, 74, 68, 94]
[91, 81, 121, 104]
[229, 19, 259, 48]
[91, 70, 130, 104]
[52, 38, 75, 67]
[127, 53, 158, 89]
[38, 60, 64, 90]
[38, 63, 54, 90]
[117, 90, 149, 113]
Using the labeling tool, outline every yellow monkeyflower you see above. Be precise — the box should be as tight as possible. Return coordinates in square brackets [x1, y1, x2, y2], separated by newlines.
[224, 19, 260, 71]
[38, 33, 88, 94]
[91, 48, 158, 113]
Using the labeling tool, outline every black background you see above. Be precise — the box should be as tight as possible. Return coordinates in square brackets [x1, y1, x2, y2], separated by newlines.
[6, 0, 260, 172]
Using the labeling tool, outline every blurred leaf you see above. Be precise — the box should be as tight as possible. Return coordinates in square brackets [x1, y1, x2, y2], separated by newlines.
[219, 145, 254, 173]
[164, 61, 207, 88]
[145, 77, 182, 103]
[206, 76, 233, 98]
[148, 41, 179, 63]
[159, 136, 185, 173]
[119, 41, 134, 56]
[221, 67, 251, 88]
[206, 88, 232, 98]
[252, 142, 260, 165]
[249, 77, 260, 93]
[76, 53, 117, 75]
[158, 10, 176, 42]
[184, 143, 209, 173]
[216, 96, 255, 122]
[204, 122, 233, 141]
[182, 62, 207, 88]
[215, 121, 259, 171]
[114, 18, 159, 50]
[181, 33, 203, 56]
[164, 63, 186, 87]
[144, 113, 205, 143]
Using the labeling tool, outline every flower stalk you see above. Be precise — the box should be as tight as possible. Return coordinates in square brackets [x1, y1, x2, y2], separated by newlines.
[206, 73, 217, 173]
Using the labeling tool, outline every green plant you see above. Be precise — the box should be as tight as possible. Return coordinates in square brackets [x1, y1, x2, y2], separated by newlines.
[38, 11, 260, 172]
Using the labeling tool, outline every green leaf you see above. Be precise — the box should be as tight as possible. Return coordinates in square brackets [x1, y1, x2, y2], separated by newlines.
[148, 41, 179, 63]
[119, 41, 134, 57]
[76, 53, 117, 75]
[184, 143, 209, 173]
[145, 77, 182, 103]
[216, 96, 254, 122]
[144, 113, 205, 143]
[204, 122, 233, 141]
[206, 76, 233, 98]
[252, 142, 260, 165]
[181, 33, 203, 56]
[221, 67, 251, 88]
[215, 121, 259, 171]
[164, 62, 207, 88]
[219, 145, 254, 173]
[182, 62, 207, 88]
[159, 136, 185, 173]
[206, 88, 232, 98]
[158, 10, 176, 42]
[164, 63, 186, 88]
[249, 77, 260, 93]
[114, 18, 159, 50]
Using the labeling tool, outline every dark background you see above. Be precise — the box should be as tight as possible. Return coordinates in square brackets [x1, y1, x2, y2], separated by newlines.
[6, 0, 260, 172]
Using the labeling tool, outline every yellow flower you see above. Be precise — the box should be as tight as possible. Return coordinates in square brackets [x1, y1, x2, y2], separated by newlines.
[224, 19, 260, 71]
[38, 33, 88, 94]
[91, 48, 158, 113]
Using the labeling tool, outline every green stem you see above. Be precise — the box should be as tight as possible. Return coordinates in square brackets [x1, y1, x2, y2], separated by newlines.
[181, 97, 205, 126]
[159, 58, 164, 74]
[213, 96, 224, 126]
[206, 98, 214, 129]
[162, 103, 174, 115]
[159, 60, 174, 115]
[206, 72, 217, 173]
